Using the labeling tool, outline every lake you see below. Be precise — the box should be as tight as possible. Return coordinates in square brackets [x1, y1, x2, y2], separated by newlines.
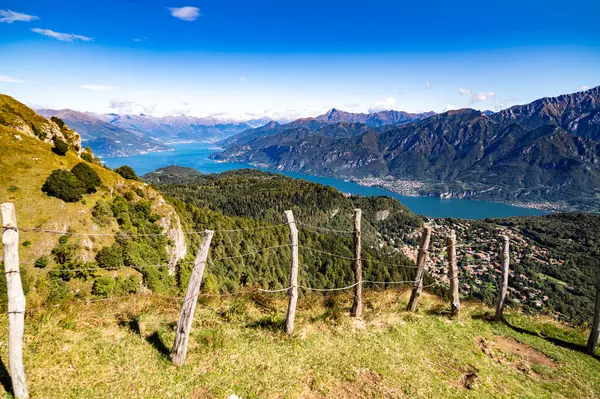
[103, 143, 547, 219]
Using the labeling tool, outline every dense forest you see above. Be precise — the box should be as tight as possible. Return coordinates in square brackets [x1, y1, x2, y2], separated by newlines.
[144, 167, 423, 292]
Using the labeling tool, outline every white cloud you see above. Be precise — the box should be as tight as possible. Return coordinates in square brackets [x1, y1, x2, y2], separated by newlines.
[445, 104, 457, 111]
[79, 84, 119, 92]
[0, 9, 38, 23]
[425, 81, 432, 88]
[458, 88, 496, 103]
[368, 97, 396, 113]
[31, 28, 92, 42]
[0, 75, 26, 83]
[169, 6, 200, 21]
[579, 85, 590, 91]
[109, 99, 156, 115]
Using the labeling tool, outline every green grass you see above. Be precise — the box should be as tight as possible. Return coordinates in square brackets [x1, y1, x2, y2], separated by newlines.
[1, 289, 599, 398]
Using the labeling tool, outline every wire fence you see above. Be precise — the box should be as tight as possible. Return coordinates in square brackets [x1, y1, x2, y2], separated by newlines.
[7, 217, 518, 317]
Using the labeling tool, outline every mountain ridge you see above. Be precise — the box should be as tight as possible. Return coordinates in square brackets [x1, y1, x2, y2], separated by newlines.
[218, 108, 435, 147]
[213, 86, 600, 211]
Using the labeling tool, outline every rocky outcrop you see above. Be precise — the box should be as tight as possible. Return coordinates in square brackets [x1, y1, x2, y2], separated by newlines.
[4, 104, 83, 156]
[158, 208, 187, 274]
[149, 190, 187, 274]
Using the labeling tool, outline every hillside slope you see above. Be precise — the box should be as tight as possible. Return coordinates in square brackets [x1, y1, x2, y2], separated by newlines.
[0, 96, 187, 305]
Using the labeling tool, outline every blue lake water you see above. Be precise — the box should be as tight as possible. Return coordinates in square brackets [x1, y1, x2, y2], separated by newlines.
[103, 143, 547, 220]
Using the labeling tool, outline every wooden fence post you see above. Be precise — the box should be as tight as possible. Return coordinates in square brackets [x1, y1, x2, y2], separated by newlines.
[447, 230, 460, 315]
[171, 230, 214, 366]
[587, 273, 600, 354]
[1, 203, 29, 399]
[494, 235, 510, 322]
[407, 226, 432, 312]
[284, 210, 299, 335]
[351, 209, 362, 317]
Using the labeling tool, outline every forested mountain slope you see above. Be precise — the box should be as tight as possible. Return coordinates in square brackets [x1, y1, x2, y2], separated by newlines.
[143, 166, 421, 291]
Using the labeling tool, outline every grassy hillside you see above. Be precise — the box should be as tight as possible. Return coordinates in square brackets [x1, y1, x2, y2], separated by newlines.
[2, 290, 599, 398]
[0, 101, 186, 308]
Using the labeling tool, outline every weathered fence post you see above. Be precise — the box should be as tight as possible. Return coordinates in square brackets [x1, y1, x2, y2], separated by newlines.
[494, 235, 510, 322]
[447, 230, 460, 315]
[407, 226, 432, 312]
[284, 210, 299, 335]
[351, 209, 362, 317]
[587, 273, 600, 354]
[171, 230, 214, 366]
[1, 203, 29, 399]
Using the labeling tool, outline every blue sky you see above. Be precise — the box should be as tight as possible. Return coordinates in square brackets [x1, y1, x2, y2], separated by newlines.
[0, 0, 599, 120]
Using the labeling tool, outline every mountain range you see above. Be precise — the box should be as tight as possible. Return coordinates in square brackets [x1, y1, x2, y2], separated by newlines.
[36, 109, 270, 157]
[218, 109, 435, 147]
[36, 107, 436, 158]
[212, 86, 600, 211]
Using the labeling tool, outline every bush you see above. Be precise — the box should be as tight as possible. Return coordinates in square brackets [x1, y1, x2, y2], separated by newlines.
[73, 261, 98, 281]
[51, 116, 66, 129]
[35, 255, 48, 268]
[95, 243, 124, 269]
[52, 138, 69, 156]
[71, 163, 102, 193]
[116, 277, 139, 294]
[92, 199, 113, 227]
[46, 278, 70, 304]
[42, 169, 85, 202]
[92, 276, 139, 298]
[114, 165, 138, 180]
[51, 241, 79, 265]
[92, 277, 115, 298]
[22, 240, 31, 247]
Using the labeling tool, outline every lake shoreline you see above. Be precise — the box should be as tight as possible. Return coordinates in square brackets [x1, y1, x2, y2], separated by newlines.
[104, 143, 548, 219]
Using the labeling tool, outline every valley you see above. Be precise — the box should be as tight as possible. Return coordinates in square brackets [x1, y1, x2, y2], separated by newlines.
[2, 92, 600, 398]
